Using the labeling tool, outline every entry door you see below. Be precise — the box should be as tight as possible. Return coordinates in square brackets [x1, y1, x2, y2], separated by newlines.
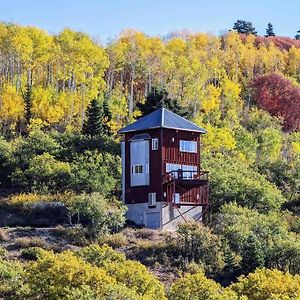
[130, 140, 149, 186]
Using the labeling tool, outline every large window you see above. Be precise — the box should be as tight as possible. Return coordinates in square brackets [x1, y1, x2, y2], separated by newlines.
[179, 140, 197, 153]
[166, 163, 197, 179]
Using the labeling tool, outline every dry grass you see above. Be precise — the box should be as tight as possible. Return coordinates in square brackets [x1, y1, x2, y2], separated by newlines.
[99, 233, 128, 248]
[13, 237, 49, 250]
[0, 228, 8, 242]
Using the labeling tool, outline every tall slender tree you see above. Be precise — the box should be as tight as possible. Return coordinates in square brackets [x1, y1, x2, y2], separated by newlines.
[23, 83, 33, 128]
[102, 97, 112, 135]
[265, 23, 275, 37]
[82, 99, 103, 137]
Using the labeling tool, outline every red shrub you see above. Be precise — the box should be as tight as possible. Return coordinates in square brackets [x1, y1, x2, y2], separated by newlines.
[252, 74, 300, 131]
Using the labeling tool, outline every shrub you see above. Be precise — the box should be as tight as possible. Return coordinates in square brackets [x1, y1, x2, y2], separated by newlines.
[203, 154, 285, 213]
[78, 244, 167, 299]
[67, 193, 126, 239]
[0, 257, 25, 298]
[168, 271, 238, 300]
[175, 222, 224, 275]
[69, 150, 120, 195]
[20, 247, 43, 260]
[231, 269, 300, 300]
[99, 233, 128, 248]
[14, 237, 49, 250]
[0, 228, 8, 242]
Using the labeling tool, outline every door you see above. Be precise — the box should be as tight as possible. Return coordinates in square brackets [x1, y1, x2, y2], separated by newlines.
[145, 212, 161, 229]
[130, 140, 150, 186]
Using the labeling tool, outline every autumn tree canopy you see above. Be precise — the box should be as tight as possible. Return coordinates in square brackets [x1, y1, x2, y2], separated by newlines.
[252, 74, 300, 131]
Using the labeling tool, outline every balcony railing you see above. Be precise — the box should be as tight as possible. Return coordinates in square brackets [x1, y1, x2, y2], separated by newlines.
[163, 169, 209, 183]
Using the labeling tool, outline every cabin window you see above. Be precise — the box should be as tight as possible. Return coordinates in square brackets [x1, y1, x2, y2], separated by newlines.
[166, 163, 181, 178]
[182, 165, 197, 179]
[148, 192, 156, 207]
[152, 138, 158, 150]
[179, 140, 197, 153]
[132, 164, 143, 174]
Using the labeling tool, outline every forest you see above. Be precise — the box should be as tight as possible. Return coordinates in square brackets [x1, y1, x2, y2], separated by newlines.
[0, 21, 299, 299]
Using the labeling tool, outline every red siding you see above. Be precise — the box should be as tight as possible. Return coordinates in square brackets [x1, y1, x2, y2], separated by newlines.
[123, 128, 207, 205]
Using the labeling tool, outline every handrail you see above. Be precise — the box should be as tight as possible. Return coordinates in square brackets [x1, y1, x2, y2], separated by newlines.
[163, 169, 209, 182]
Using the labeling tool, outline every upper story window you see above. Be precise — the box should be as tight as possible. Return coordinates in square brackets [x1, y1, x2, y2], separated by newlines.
[131, 164, 144, 174]
[152, 138, 158, 150]
[179, 140, 197, 153]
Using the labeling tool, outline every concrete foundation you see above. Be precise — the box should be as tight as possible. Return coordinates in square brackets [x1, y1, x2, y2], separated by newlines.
[126, 202, 203, 230]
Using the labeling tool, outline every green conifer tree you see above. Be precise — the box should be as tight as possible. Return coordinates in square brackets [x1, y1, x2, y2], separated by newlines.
[295, 30, 300, 40]
[82, 99, 103, 137]
[233, 20, 257, 35]
[241, 234, 265, 274]
[102, 97, 112, 135]
[23, 83, 32, 127]
[137, 87, 191, 118]
[265, 23, 275, 37]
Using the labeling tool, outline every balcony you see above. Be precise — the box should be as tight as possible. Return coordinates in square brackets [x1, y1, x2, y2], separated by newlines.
[163, 170, 209, 206]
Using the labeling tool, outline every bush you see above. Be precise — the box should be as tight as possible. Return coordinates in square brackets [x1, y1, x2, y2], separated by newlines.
[203, 154, 285, 214]
[174, 222, 224, 275]
[67, 193, 126, 239]
[78, 244, 167, 299]
[20, 247, 43, 260]
[69, 150, 120, 195]
[24, 248, 164, 299]
[0, 257, 25, 298]
[231, 268, 300, 300]
[0, 229, 8, 242]
[168, 271, 238, 300]
[14, 237, 49, 250]
[99, 233, 128, 248]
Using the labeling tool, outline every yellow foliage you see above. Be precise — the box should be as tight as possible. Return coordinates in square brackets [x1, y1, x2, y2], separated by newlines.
[202, 123, 236, 153]
[201, 85, 221, 113]
[0, 84, 24, 120]
[231, 268, 300, 300]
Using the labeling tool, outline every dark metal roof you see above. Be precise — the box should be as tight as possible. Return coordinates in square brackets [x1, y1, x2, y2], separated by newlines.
[119, 108, 207, 134]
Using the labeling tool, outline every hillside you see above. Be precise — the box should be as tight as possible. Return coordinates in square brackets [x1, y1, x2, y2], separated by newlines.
[0, 23, 299, 299]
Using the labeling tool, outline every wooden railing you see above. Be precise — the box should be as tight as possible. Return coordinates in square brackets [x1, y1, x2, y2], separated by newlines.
[163, 169, 209, 183]
[163, 169, 209, 206]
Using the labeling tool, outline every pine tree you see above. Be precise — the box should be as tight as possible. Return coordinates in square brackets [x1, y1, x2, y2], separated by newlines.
[265, 23, 275, 37]
[233, 20, 257, 35]
[240, 234, 265, 274]
[102, 97, 112, 135]
[82, 99, 103, 137]
[295, 30, 300, 40]
[137, 87, 191, 118]
[23, 83, 32, 127]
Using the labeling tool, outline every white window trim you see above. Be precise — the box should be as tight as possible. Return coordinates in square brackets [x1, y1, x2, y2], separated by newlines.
[148, 192, 156, 207]
[179, 140, 197, 153]
[152, 138, 158, 150]
[131, 164, 144, 174]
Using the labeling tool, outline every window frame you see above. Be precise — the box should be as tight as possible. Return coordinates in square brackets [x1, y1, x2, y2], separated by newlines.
[131, 164, 144, 174]
[152, 138, 158, 150]
[148, 192, 157, 207]
[179, 140, 197, 153]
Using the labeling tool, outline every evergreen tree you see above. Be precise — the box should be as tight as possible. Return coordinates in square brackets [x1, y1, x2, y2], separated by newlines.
[265, 23, 275, 37]
[137, 87, 191, 118]
[233, 20, 257, 35]
[240, 234, 265, 274]
[295, 30, 300, 40]
[23, 83, 32, 127]
[82, 99, 103, 137]
[102, 97, 112, 135]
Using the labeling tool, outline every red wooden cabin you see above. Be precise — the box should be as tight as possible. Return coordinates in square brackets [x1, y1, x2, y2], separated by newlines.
[119, 108, 209, 229]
